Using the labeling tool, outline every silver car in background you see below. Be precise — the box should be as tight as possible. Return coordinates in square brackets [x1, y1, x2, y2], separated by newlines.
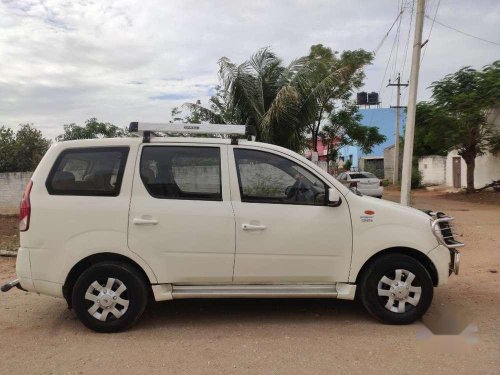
[337, 171, 383, 198]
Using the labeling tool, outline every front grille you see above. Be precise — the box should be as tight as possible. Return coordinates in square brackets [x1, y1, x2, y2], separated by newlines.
[435, 213, 461, 247]
[424, 210, 464, 249]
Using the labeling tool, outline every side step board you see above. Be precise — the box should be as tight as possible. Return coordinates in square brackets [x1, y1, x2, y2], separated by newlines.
[152, 283, 356, 302]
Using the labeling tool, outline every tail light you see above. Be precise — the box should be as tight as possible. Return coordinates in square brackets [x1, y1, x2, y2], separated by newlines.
[349, 181, 358, 188]
[19, 180, 33, 232]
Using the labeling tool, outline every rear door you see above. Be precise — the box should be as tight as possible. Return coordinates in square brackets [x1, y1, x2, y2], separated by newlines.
[128, 143, 236, 284]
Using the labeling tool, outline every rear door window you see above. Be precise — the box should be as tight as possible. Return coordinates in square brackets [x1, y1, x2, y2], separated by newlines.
[140, 146, 222, 201]
[46, 147, 129, 196]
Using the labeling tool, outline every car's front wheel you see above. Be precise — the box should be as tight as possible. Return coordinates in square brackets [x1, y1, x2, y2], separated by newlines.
[359, 254, 434, 324]
[72, 261, 148, 333]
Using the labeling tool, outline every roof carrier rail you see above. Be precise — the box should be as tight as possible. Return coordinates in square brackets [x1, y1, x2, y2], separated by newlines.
[128, 122, 256, 144]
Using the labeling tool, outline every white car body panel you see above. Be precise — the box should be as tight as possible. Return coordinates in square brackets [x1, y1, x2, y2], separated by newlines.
[128, 143, 236, 284]
[345, 195, 441, 283]
[227, 144, 352, 283]
[14, 136, 454, 301]
[19, 139, 158, 298]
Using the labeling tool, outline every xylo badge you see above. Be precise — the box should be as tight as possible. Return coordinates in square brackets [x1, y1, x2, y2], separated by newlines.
[361, 210, 375, 222]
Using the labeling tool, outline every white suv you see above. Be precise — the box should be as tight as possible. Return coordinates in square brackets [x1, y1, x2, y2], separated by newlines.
[2, 123, 462, 332]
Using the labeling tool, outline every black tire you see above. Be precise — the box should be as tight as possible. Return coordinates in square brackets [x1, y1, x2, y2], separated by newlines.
[359, 254, 433, 325]
[72, 261, 148, 333]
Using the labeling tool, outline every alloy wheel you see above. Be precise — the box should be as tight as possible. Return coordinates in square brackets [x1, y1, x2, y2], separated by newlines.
[85, 278, 130, 322]
[377, 269, 422, 313]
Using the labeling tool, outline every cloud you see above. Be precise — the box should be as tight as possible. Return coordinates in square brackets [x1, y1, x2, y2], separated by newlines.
[149, 93, 197, 101]
[0, 0, 499, 139]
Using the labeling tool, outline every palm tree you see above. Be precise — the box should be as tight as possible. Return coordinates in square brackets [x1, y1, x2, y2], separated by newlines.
[184, 47, 371, 152]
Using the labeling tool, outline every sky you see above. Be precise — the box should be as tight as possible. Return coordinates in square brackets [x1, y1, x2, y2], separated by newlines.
[1, 0, 499, 140]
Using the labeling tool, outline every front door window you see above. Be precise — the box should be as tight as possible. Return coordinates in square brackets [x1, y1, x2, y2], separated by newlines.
[234, 149, 327, 205]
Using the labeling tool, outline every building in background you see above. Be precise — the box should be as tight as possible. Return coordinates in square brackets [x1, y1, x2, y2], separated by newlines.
[383, 144, 402, 182]
[359, 156, 384, 178]
[304, 108, 405, 176]
[418, 108, 500, 189]
[338, 108, 404, 169]
[418, 155, 447, 186]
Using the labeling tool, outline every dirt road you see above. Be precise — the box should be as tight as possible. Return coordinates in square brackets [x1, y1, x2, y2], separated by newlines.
[0, 190, 499, 374]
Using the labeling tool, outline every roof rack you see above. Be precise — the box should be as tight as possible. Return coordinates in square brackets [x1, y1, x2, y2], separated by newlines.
[128, 122, 256, 144]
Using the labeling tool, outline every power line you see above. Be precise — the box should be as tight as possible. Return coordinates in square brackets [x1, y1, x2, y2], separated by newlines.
[425, 15, 500, 46]
[366, 2, 403, 131]
[390, 0, 404, 82]
[359, 3, 403, 152]
[421, 0, 441, 63]
[373, 8, 405, 55]
[377, 12, 401, 107]
[400, 0, 415, 80]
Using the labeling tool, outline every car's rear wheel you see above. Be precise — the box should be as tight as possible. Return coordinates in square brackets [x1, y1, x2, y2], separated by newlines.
[359, 254, 433, 324]
[72, 261, 148, 333]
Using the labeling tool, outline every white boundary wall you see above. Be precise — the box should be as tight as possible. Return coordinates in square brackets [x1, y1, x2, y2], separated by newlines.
[418, 156, 446, 185]
[0, 172, 33, 214]
[445, 151, 500, 189]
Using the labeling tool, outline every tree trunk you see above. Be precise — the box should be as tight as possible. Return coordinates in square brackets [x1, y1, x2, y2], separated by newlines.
[463, 155, 475, 193]
[312, 108, 324, 152]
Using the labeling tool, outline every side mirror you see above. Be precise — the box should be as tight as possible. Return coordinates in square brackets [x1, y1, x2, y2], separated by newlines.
[328, 188, 342, 207]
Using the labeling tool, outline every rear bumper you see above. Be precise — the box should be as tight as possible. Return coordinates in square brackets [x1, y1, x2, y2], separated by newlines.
[15, 247, 63, 297]
[16, 247, 36, 293]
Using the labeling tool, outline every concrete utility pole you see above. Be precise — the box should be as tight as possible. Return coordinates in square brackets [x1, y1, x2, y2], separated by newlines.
[400, 0, 425, 206]
[388, 73, 408, 184]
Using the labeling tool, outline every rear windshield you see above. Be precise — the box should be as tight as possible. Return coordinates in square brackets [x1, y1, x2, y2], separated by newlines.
[349, 173, 377, 179]
[46, 147, 129, 196]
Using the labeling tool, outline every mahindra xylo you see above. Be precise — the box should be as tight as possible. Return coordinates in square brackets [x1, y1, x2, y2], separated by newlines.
[1, 122, 462, 332]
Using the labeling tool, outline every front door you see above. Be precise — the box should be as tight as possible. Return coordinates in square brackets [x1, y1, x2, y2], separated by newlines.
[229, 146, 353, 284]
[452, 157, 461, 188]
[128, 144, 235, 284]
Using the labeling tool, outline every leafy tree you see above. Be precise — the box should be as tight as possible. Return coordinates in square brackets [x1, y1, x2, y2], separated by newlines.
[305, 45, 373, 151]
[320, 101, 386, 164]
[15, 124, 52, 171]
[413, 102, 449, 157]
[0, 124, 51, 172]
[415, 61, 500, 192]
[170, 107, 183, 123]
[0, 126, 16, 172]
[56, 118, 128, 141]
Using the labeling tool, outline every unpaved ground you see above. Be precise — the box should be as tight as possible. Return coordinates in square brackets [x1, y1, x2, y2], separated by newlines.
[0, 190, 499, 374]
[0, 215, 18, 251]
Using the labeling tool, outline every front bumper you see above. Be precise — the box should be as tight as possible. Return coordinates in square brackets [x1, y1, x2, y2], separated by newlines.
[428, 244, 460, 286]
[449, 248, 460, 275]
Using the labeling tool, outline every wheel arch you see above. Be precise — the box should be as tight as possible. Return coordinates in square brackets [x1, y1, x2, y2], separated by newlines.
[354, 247, 439, 287]
[63, 252, 153, 308]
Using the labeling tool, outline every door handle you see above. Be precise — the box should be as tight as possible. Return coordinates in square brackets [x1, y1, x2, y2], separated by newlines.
[133, 218, 158, 225]
[242, 223, 266, 231]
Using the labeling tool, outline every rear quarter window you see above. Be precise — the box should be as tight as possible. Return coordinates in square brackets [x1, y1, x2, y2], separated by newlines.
[46, 147, 129, 196]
